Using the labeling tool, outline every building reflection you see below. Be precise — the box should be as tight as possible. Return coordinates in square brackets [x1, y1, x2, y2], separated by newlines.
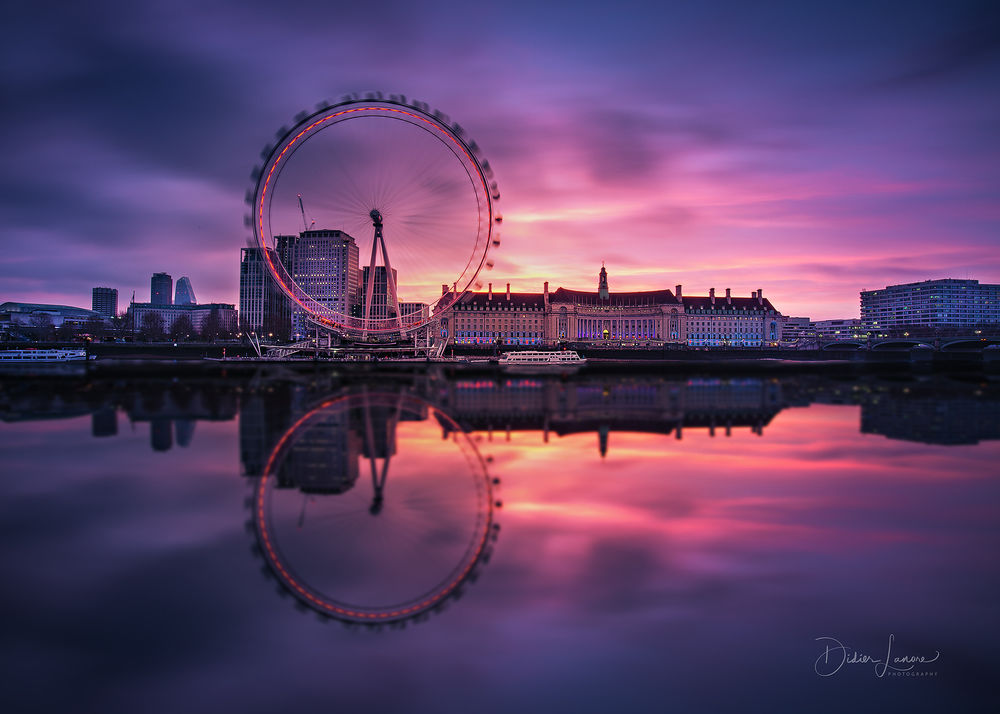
[437, 377, 784, 454]
[1, 372, 999, 450]
[246, 389, 497, 627]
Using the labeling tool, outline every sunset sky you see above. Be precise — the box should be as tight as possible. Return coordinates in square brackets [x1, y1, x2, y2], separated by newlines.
[2, 0, 998, 320]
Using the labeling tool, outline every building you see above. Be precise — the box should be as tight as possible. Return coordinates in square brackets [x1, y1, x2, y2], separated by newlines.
[780, 316, 815, 341]
[92, 287, 118, 318]
[399, 302, 430, 339]
[174, 277, 196, 305]
[680, 287, 781, 346]
[449, 283, 546, 346]
[443, 266, 782, 347]
[128, 302, 237, 336]
[239, 247, 291, 340]
[813, 319, 864, 340]
[360, 265, 399, 323]
[279, 230, 359, 338]
[861, 278, 1000, 334]
[151, 272, 172, 305]
[1, 302, 104, 331]
[544, 266, 675, 343]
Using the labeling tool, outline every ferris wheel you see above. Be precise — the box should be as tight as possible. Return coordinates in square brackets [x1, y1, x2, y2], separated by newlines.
[250, 389, 501, 626]
[246, 92, 502, 338]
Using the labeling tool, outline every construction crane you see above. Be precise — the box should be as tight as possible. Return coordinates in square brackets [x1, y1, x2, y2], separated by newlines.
[297, 194, 315, 232]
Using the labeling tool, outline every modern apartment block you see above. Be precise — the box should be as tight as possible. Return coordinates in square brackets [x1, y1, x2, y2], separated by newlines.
[92, 287, 118, 318]
[861, 279, 1000, 332]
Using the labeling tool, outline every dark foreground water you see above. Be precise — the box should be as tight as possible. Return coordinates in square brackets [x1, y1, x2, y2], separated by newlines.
[1, 370, 998, 713]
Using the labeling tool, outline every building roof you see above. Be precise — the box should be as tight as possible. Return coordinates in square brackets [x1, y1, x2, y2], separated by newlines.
[0, 302, 101, 318]
[456, 291, 545, 309]
[681, 296, 778, 312]
[550, 287, 678, 306]
[129, 302, 235, 310]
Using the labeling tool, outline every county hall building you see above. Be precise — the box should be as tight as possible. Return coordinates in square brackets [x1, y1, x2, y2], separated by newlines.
[445, 265, 782, 347]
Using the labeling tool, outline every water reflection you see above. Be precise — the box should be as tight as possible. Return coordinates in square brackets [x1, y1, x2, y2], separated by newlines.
[1, 370, 998, 711]
[3, 372, 998, 450]
[250, 389, 498, 626]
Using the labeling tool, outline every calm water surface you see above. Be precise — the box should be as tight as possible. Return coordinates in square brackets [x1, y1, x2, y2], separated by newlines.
[2, 371, 998, 713]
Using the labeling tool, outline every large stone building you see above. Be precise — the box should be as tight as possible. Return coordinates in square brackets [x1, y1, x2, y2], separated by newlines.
[448, 283, 545, 346]
[861, 278, 1000, 334]
[129, 273, 236, 336]
[128, 302, 237, 335]
[443, 266, 782, 347]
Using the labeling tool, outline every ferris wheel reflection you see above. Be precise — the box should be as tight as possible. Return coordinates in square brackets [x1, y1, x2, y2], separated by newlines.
[249, 388, 500, 628]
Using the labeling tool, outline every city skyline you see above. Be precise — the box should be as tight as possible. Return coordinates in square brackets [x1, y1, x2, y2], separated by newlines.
[3, 1, 999, 321]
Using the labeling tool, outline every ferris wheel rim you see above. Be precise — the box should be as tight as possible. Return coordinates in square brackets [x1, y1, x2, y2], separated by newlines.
[246, 94, 500, 337]
[252, 389, 498, 623]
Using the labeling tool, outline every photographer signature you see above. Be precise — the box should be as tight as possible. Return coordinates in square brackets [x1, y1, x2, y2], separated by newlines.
[814, 634, 940, 677]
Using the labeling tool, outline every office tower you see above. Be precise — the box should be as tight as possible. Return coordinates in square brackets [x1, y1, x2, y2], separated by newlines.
[151, 273, 172, 305]
[282, 230, 359, 338]
[360, 265, 399, 323]
[174, 277, 197, 305]
[239, 247, 291, 339]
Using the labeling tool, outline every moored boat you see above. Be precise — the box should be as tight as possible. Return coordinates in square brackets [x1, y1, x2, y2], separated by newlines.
[498, 350, 586, 374]
[0, 349, 89, 362]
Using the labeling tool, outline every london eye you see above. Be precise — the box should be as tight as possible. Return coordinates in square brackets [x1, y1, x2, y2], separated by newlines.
[246, 93, 501, 338]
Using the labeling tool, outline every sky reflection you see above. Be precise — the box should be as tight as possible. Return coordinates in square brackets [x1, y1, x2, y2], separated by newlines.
[1, 375, 998, 712]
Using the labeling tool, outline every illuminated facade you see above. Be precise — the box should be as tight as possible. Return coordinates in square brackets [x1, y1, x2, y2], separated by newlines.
[449, 283, 546, 346]
[813, 318, 864, 340]
[861, 278, 1000, 332]
[548, 266, 676, 342]
[681, 288, 781, 347]
[443, 267, 782, 347]
[279, 229, 359, 339]
[360, 265, 398, 322]
[239, 247, 291, 340]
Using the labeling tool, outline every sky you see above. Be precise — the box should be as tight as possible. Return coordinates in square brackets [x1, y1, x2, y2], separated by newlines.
[1, 0, 999, 320]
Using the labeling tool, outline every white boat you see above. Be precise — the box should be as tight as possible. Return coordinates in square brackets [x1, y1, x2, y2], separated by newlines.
[499, 350, 586, 374]
[0, 349, 90, 362]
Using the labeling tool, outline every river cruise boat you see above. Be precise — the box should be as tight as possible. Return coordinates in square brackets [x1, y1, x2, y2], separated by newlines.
[0, 349, 89, 362]
[498, 350, 586, 374]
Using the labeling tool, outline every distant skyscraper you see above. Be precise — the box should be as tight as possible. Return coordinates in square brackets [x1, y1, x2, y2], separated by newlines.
[151, 272, 172, 305]
[239, 247, 291, 339]
[174, 277, 196, 305]
[282, 229, 359, 338]
[92, 287, 118, 318]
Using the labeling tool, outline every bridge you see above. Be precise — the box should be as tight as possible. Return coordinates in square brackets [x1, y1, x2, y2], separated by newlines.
[817, 336, 1000, 352]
